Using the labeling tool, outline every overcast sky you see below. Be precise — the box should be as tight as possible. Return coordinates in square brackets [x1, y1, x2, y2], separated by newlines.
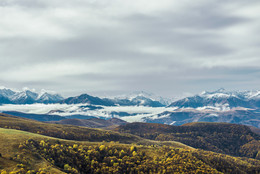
[0, 0, 260, 98]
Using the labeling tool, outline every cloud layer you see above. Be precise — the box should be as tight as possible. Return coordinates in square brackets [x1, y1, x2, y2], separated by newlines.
[1, 0, 260, 97]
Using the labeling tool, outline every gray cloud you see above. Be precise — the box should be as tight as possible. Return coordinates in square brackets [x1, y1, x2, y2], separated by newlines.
[0, 0, 260, 97]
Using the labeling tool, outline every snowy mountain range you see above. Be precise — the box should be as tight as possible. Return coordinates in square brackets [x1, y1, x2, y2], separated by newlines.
[0, 87, 64, 104]
[60, 93, 165, 107]
[1, 87, 260, 128]
[0, 87, 169, 107]
[168, 88, 260, 109]
[1, 87, 260, 109]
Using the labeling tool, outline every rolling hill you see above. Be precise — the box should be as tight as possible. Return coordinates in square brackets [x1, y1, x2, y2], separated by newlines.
[115, 122, 260, 159]
[1, 118, 260, 173]
[0, 113, 141, 144]
[2, 111, 66, 122]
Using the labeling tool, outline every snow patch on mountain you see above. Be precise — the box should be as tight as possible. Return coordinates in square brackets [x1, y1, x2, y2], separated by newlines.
[169, 121, 176, 125]
[196, 104, 231, 112]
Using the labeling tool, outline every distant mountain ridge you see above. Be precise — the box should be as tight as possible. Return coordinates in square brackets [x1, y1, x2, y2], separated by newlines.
[112, 91, 175, 106]
[144, 108, 260, 128]
[0, 87, 167, 107]
[61, 88, 260, 108]
[60, 93, 166, 107]
[112, 95, 165, 107]
[0, 87, 63, 104]
[1, 87, 260, 110]
[60, 94, 115, 106]
[2, 111, 66, 122]
[169, 88, 260, 109]
[49, 117, 127, 129]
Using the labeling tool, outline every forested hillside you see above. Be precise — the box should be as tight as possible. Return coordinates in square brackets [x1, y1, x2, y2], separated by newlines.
[1, 127, 260, 174]
[1, 114, 260, 173]
[115, 122, 260, 158]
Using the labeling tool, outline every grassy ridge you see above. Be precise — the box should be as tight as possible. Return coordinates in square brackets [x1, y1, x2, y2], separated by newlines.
[0, 114, 191, 148]
[0, 113, 143, 144]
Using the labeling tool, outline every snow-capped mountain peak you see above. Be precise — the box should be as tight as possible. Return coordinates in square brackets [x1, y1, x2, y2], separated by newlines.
[0, 88, 16, 98]
[113, 91, 175, 106]
[169, 89, 260, 109]
[37, 92, 64, 103]
[244, 90, 260, 100]
[0, 87, 64, 104]
[200, 90, 232, 99]
[200, 88, 228, 96]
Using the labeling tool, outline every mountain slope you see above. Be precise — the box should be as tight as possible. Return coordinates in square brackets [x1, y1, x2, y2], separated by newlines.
[115, 122, 260, 158]
[2, 111, 66, 122]
[49, 117, 127, 128]
[144, 108, 260, 128]
[0, 113, 142, 143]
[0, 128, 66, 174]
[11, 90, 39, 104]
[36, 92, 64, 103]
[0, 95, 12, 105]
[61, 93, 165, 107]
[60, 94, 115, 106]
[1, 121, 260, 173]
[112, 96, 165, 107]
